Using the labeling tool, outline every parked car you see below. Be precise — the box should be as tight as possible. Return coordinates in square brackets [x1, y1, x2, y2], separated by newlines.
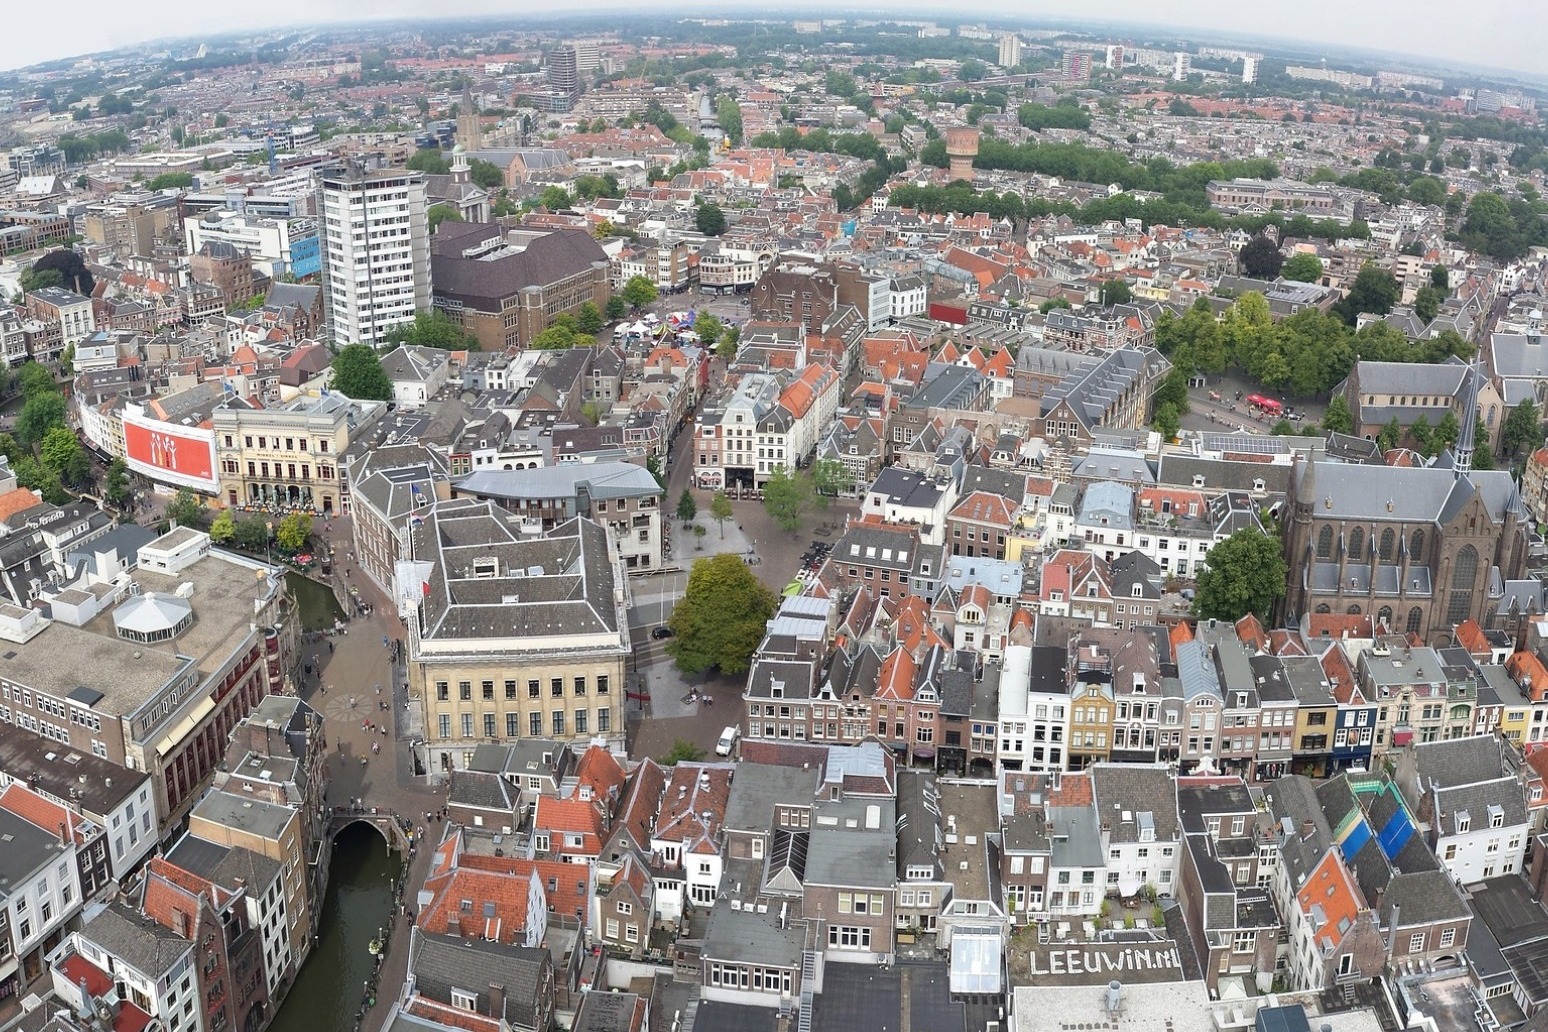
[715, 726, 740, 756]
[651, 626, 674, 640]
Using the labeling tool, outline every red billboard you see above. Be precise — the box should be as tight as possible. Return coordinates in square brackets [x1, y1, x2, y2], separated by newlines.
[123, 414, 219, 493]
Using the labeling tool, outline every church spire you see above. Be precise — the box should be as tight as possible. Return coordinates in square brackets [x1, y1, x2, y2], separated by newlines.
[1454, 351, 1481, 474]
[458, 83, 481, 151]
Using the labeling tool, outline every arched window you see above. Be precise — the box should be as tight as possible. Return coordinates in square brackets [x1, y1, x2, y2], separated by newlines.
[1377, 605, 1393, 628]
[1379, 529, 1395, 561]
[1452, 545, 1478, 590]
[1346, 604, 1363, 615]
[1348, 527, 1364, 562]
[1316, 604, 1332, 614]
[1447, 545, 1479, 626]
[1410, 529, 1425, 563]
[1317, 525, 1334, 560]
[1406, 607, 1423, 634]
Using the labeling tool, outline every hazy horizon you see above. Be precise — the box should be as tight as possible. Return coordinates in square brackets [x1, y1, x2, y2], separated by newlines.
[3, 0, 1542, 81]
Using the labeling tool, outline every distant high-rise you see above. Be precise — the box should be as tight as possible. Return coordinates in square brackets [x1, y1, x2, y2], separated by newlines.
[318, 170, 431, 348]
[573, 41, 601, 74]
[1061, 50, 1092, 82]
[998, 34, 1022, 69]
[1172, 51, 1191, 81]
[1105, 44, 1125, 70]
[1241, 56, 1259, 84]
[547, 46, 581, 102]
[945, 127, 980, 182]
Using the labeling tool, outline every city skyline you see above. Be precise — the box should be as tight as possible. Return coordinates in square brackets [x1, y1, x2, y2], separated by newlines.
[1, 0, 1543, 80]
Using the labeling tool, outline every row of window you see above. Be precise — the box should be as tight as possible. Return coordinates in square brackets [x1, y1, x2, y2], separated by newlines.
[436, 675, 610, 701]
[436, 709, 611, 739]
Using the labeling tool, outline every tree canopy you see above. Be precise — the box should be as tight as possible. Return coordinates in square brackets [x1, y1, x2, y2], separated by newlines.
[621, 275, 658, 310]
[166, 488, 205, 528]
[330, 343, 393, 400]
[28, 250, 94, 296]
[405, 148, 451, 175]
[1238, 236, 1284, 279]
[1281, 253, 1324, 283]
[695, 201, 727, 236]
[1194, 529, 1288, 621]
[383, 310, 480, 351]
[667, 553, 777, 676]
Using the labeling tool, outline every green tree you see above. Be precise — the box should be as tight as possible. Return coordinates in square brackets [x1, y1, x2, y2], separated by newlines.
[406, 148, 450, 175]
[710, 490, 733, 538]
[576, 301, 605, 335]
[621, 275, 658, 311]
[275, 512, 312, 552]
[1239, 235, 1284, 279]
[1413, 285, 1442, 323]
[1433, 410, 1461, 452]
[1151, 402, 1180, 441]
[1194, 529, 1288, 621]
[11, 455, 67, 504]
[1039, 297, 1072, 314]
[16, 362, 58, 400]
[695, 201, 727, 236]
[166, 488, 205, 528]
[694, 313, 723, 348]
[329, 343, 393, 401]
[19, 268, 62, 293]
[530, 325, 575, 350]
[1270, 418, 1296, 436]
[661, 739, 706, 765]
[145, 172, 193, 191]
[668, 554, 777, 675]
[1500, 400, 1542, 457]
[467, 158, 504, 189]
[676, 489, 698, 524]
[605, 295, 628, 321]
[1472, 420, 1495, 469]
[1430, 264, 1449, 292]
[234, 516, 270, 551]
[103, 457, 129, 507]
[1322, 394, 1354, 435]
[538, 185, 572, 211]
[39, 427, 90, 488]
[59, 344, 75, 377]
[1337, 264, 1400, 324]
[716, 325, 740, 362]
[427, 203, 464, 230]
[1099, 280, 1132, 306]
[763, 467, 815, 532]
[1377, 416, 1404, 452]
[384, 310, 479, 350]
[209, 509, 236, 544]
[15, 392, 66, 447]
[810, 458, 852, 499]
[1282, 253, 1324, 283]
[646, 455, 665, 490]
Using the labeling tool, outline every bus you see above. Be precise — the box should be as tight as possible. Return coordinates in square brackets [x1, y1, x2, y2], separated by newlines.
[1246, 394, 1283, 416]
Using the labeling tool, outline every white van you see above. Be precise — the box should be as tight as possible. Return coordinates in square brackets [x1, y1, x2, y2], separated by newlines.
[715, 726, 739, 756]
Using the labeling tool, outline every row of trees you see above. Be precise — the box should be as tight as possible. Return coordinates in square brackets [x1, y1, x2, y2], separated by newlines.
[1156, 285, 1471, 405]
[886, 181, 1366, 243]
[0, 363, 90, 504]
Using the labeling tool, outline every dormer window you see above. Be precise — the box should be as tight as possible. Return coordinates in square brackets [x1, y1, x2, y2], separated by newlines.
[1455, 811, 1470, 834]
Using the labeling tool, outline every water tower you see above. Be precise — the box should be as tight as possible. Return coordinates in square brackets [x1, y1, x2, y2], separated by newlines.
[946, 127, 980, 182]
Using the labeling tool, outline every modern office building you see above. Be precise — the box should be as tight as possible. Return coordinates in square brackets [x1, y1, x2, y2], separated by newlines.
[318, 169, 431, 348]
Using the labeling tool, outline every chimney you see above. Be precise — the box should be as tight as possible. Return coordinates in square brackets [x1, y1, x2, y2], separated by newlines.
[58, 821, 70, 847]
[487, 983, 506, 1019]
[1301, 818, 1315, 840]
[174, 908, 191, 939]
[1386, 903, 1401, 946]
[1105, 980, 1122, 1015]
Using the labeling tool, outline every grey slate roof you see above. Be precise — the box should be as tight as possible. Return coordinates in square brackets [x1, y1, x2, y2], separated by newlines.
[1089, 764, 1180, 844]
[81, 903, 191, 979]
[410, 929, 550, 1030]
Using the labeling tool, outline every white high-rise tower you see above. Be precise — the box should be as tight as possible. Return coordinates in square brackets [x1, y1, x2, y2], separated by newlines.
[318, 169, 431, 348]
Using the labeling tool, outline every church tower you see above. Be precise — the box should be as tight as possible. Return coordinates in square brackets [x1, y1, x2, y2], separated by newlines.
[457, 83, 481, 151]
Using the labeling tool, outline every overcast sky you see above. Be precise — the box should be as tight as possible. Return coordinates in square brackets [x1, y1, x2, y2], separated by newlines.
[1, 1, 1541, 78]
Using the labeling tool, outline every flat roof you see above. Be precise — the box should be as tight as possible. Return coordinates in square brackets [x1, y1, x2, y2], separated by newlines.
[938, 781, 997, 901]
[2, 546, 278, 722]
[0, 721, 150, 817]
[191, 789, 294, 840]
[1010, 980, 1212, 1032]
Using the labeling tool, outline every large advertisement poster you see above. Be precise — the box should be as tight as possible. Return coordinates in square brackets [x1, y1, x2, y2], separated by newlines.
[122, 413, 219, 493]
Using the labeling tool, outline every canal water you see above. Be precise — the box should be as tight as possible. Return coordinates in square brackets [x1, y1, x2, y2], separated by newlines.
[269, 824, 401, 1032]
[286, 570, 348, 632]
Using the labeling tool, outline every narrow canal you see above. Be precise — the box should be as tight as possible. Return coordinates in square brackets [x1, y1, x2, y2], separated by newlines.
[285, 569, 348, 632]
[269, 824, 401, 1032]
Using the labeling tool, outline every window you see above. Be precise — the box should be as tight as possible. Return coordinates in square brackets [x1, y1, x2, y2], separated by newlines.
[481, 681, 495, 700]
[1409, 932, 1426, 954]
[483, 713, 496, 737]
[458, 681, 472, 701]
[551, 678, 564, 697]
[575, 710, 588, 735]
[530, 713, 542, 736]
[505, 680, 517, 700]
[461, 714, 473, 739]
[828, 926, 872, 950]
[439, 715, 450, 739]
[1316, 525, 1334, 559]
[507, 714, 519, 737]
[528, 679, 540, 699]
[1439, 928, 1455, 949]
[1233, 931, 1256, 954]
[597, 675, 610, 695]
[574, 676, 587, 696]
[553, 712, 566, 736]
[436, 681, 449, 702]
